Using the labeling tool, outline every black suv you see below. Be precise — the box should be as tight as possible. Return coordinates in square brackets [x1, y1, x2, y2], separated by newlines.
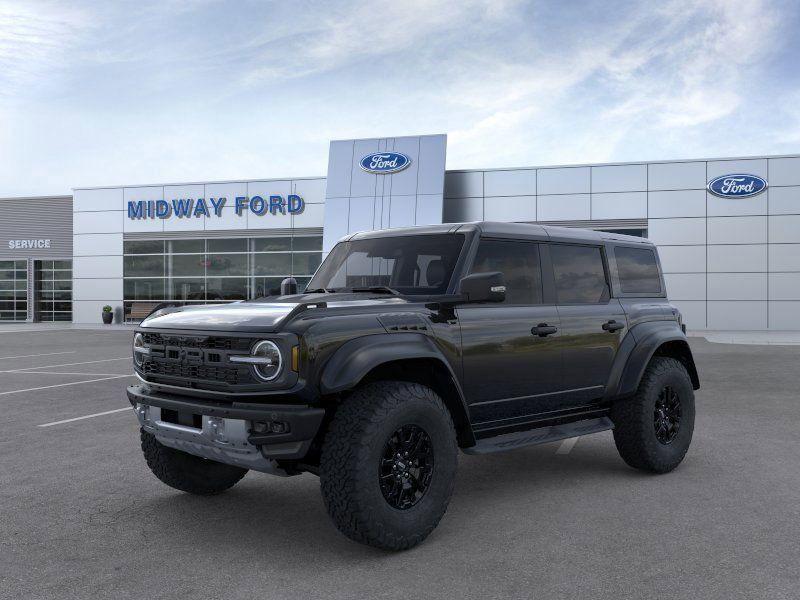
[128, 222, 699, 550]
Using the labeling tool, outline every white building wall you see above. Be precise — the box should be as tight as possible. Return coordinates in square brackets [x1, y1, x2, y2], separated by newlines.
[444, 155, 800, 331]
[72, 177, 325, 323]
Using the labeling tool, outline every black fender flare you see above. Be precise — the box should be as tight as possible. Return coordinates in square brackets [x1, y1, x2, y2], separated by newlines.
[319, 333, 474, 445]
[605, 321, 699, 400]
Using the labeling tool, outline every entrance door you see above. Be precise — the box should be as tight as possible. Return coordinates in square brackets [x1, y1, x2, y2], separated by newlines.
[35, 260, 73, 322]
[457, 239, 564, 428]
[549, 243, 626, 405]
[0, 260, 28, 321]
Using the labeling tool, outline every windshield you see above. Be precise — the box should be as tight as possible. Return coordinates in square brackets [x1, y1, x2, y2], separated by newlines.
[307, 234, 466, 295]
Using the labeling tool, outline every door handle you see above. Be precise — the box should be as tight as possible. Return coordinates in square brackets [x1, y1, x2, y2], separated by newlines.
[602, 320, 625, 332]
[532, 323, 558, 337]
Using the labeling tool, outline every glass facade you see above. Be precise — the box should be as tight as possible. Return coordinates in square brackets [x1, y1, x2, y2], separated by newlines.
[36, 260, 73, 322]
[0, 260, 28, 321]
[122, 236, 323, 314]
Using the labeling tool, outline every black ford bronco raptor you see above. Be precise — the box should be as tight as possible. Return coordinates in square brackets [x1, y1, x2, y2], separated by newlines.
[129, 222, 699, 550]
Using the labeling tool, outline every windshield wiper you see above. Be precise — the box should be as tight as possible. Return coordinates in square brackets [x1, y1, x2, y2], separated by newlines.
[305, 288, 337, 294]
[351, 286, 401, 295]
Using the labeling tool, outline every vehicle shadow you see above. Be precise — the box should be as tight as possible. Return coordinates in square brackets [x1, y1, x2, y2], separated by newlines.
[133, 437, 635, 559]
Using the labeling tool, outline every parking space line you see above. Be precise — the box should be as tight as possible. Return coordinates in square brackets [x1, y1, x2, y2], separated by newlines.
[0, 351, 76, 360]
[7, 371, 134, 377]
[38, 407, 132, 428]
[0, 374, 134, 396]
[0, 357, 130, 373]
[556, 436, 580, 455]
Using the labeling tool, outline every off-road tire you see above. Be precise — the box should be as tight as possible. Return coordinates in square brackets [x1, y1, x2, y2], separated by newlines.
[320, 381, 458, 551]
[611, 356, 695, 473]
[140, 430, 248, 495]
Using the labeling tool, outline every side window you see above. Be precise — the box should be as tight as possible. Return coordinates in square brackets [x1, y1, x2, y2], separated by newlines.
[550, 244, 609, 304]
[470, 240, 542, 304]
[614, 246, 662, 294]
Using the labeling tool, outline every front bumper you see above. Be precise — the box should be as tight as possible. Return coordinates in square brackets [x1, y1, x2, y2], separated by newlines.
[127, 385, 325, 474]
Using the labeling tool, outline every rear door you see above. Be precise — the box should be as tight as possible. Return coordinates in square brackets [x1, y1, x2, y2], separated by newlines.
[457, 238, 564, 427]
[547, 242, 627, 405]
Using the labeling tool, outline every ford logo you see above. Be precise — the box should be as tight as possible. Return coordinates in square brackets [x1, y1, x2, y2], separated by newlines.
[359, 152, 411, 174]
[707, 174, 767, 198]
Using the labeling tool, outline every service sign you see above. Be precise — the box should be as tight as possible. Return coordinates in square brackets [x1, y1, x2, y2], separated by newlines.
[707, 174, 767, 198]
[8, 239, 51, 249]
[359, 152, 411, 174]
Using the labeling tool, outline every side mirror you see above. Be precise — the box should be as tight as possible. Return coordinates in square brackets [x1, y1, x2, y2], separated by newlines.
[459, 271, 506, 303]
[280, 277, 298, 296]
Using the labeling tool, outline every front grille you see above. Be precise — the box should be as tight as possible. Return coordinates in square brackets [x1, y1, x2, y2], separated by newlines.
[142, 360, 246, 385]
[138, 332, 256, 388]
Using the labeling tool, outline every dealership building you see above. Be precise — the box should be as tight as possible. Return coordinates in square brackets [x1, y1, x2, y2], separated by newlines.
[1, 133, 799, 331]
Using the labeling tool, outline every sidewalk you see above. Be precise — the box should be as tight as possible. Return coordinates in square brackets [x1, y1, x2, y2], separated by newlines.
[0, 322, 137, 333]
[688, 330, 800, 345]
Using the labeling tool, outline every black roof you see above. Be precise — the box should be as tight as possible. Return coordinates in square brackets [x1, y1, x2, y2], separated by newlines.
[346, 221, 652, 245]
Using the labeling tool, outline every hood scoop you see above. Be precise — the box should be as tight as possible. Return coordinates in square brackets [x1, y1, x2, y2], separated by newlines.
[378, 313, 429, 333]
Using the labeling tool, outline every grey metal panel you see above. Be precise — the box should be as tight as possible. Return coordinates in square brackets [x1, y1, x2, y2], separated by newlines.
[707, 158, 767, 180]
[325, 140, 355, 198]
[417, 135, 447, 196]
[349, 139, 381, 197]
[444, 171, 483, 198]
[647, 161, 706, 191]
[0, 196, 73, 259]
[483, 169, 535, 197]
[591, 164, 647, 193]
[769, 157, 800, 187]
[388, 137, 421, 196]
[537, 167, 590, 195]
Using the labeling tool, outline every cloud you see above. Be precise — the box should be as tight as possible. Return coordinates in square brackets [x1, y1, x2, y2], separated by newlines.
[0, 1, 89, 99]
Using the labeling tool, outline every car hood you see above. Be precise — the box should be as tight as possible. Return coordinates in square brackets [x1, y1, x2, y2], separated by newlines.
[139, 293, 417, 332]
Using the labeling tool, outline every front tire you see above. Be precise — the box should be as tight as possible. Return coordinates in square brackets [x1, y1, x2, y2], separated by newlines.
[140, 430, 248, 495]
[611, 356, 695, 474]
[320, 381, 458, 551]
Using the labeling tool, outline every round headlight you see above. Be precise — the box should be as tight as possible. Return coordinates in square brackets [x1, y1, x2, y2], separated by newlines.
[251, 340, 282, 381]
[133, 333, 145, 367]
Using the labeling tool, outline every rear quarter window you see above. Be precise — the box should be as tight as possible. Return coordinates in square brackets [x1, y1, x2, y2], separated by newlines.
[614, 246, 662, 294]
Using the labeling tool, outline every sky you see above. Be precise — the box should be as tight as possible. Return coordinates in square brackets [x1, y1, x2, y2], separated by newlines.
[0, 0, 798, 197]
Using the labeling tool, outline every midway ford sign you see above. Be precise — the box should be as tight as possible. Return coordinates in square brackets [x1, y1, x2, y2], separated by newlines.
[707, 174, 768, 198]
[359, 152, 411, 174]
[127, 194, 305, 220]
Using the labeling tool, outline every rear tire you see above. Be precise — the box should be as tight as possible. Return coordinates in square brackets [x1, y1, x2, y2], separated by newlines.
[140, 430, 248, 495]
[320, 381, 458, 551]
[611, 357, 695, 474]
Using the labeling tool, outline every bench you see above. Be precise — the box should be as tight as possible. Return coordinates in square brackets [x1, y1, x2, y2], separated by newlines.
[126, 302, 162, 323]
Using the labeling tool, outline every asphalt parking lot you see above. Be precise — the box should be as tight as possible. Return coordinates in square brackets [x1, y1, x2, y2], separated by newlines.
[1, 328, 798, 600]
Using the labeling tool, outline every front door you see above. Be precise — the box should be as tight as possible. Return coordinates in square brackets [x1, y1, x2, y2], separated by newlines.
[548, 243, 627, 405]
[457, 239, 565, 428]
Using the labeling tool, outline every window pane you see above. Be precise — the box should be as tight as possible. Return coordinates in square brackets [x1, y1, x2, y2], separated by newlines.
[253, 253, 292, 276]
[53, 260, 72, 270]
[252, 237, 291, 252]
[207, 254, 247, 276]
[615, 247, 662, 294]
[124, 240, 165, 254]
[170, 278, 205, 301]
[124, 278, 165, 300]
[169, 254, 205, 277]
[207, 238, 247, 253]
[292, 236, 323, 251]
[254, 277, 285, 297]
[470, 240, 542, 304]
[124, 255, 165, 277]
[551, 245, 608, 304]
[206, 277, 248, 300]
[292, 252, 322, 275]
[169, 239, 204, 253]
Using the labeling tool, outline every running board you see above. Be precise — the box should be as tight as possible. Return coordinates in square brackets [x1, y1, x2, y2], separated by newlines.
[463, 417, 614, 455]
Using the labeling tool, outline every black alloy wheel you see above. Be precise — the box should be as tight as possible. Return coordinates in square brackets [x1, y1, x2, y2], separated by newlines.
[379, 424, 434, 510]
[653, 385, 682, 445]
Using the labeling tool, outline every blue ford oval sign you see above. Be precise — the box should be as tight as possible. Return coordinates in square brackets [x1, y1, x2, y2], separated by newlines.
[359, 152, 411, 174]
[707, 174, 767, 198]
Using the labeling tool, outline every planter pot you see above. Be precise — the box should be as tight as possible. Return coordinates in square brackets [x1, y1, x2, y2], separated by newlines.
[102, 312, 113, 325]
